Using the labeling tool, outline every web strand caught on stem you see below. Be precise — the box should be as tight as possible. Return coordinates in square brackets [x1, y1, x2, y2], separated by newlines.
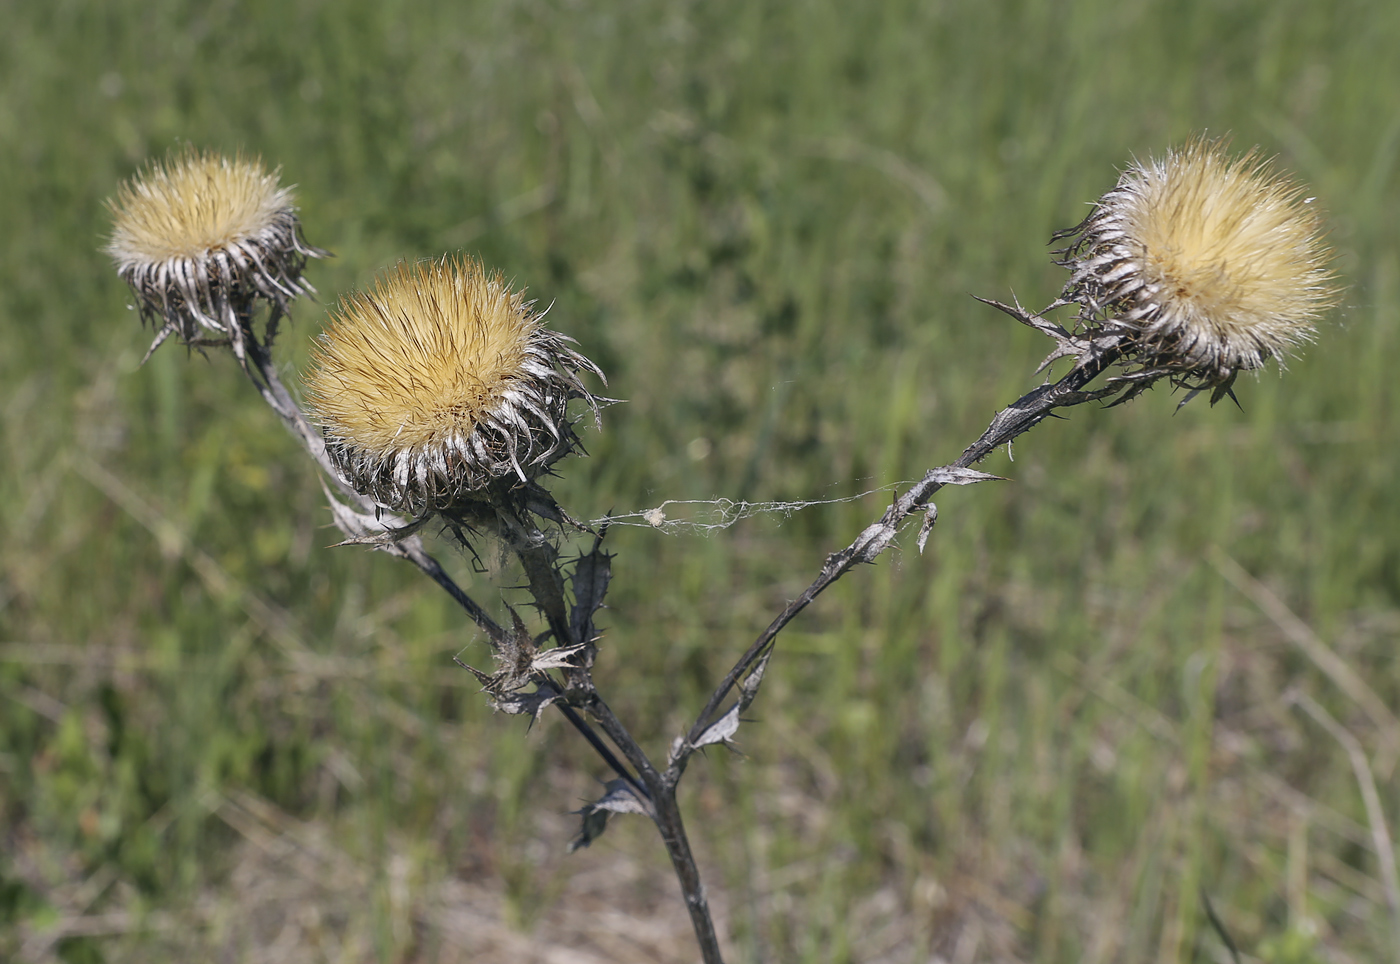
[588, 484, 917, 534]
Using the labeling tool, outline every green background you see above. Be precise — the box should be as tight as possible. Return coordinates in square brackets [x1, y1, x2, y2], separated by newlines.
[3, 0, 1398, 961]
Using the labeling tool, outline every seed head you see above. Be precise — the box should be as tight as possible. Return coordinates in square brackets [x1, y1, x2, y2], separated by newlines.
[305, 255, 603, 516]
[1059, 137, 1337, 384]
[106, 148, 327, 354]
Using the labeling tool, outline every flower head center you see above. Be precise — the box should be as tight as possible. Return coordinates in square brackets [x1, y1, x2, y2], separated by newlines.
[109, 151, 291, 263]
[308, 258, 536, 459]
[1117, 142, 1331, 341]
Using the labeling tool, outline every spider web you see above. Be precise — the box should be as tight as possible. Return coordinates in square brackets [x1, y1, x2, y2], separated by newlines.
[586, 481, 915, 535]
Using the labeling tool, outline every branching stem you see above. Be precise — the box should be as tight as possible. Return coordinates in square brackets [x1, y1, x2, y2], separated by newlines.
[229, 300, 1126, 964]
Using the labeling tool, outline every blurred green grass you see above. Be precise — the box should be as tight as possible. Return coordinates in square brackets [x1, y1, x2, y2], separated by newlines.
[3, 0, 1399, 960]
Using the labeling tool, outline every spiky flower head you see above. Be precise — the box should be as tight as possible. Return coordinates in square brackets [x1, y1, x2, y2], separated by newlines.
[305, 255, 603, 516]
[106, 148, 327, 355]
[1058, 137, 1336, 385]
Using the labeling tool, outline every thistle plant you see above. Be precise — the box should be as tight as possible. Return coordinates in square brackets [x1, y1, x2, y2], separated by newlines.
[106, 136, 1337, 963]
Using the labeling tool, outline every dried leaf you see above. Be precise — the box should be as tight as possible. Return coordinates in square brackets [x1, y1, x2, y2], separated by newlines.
[320, 481, 422, 546]
[490, 608, 540, 689]
[455, 610, 574, 700]
[568, 779, 653, 852]
[692, 705, 742, 750]
[531, 641, 586, 672]
[592, 779, 652, 816]
[974, 295, 1087, 366]
[490, 687, 559, 719]
[737, 650, 771, 711]
[925, 467, 1006, 486]
[452, 656, 495, 688]
[568, 807, 611, 854]
[851, 521, 898, 564]
[1035, 341, 1083, 374]
[916, 503, 938, 555]
[692, 651, 771, 750]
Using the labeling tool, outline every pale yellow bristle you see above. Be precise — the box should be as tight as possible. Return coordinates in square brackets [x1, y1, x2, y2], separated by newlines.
[306, 257, 535, 458]
[107, 150, 293, 264]
[1070, 137, 1340, 378]
[1123, 139, 1334, 356]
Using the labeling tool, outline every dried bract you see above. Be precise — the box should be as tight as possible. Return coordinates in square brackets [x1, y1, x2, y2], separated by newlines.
[305, 255, 603, 516]
[106, 149, 326, 355]
[1058, 137, 1337, 385]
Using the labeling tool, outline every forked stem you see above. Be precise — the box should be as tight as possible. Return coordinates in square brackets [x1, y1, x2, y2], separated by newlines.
[234, 301, 1126, 964]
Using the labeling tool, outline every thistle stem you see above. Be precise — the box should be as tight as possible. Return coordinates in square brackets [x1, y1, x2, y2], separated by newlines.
[653, 785, 726, 964]
[677, 338, 1125, 771]
[582, 693, 725, 963]
[493, 497, 721, 958]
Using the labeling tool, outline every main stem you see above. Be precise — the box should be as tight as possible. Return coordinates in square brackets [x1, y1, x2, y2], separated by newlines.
[497, 499, 725, 962]
[652, 784, 725, 963]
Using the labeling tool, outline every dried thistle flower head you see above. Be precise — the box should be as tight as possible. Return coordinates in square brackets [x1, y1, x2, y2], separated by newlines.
[305, 255, 603, 516]
[1059, 137, 1337, 384]
[106, 148, 326, 355]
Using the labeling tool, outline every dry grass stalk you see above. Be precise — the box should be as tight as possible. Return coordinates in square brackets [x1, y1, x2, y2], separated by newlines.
[1289, 691, 1400, 960]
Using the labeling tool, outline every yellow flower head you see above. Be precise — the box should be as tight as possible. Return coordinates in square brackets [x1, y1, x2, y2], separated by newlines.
[1059, 137, 1337, 382]
[106, 149, 326, 351]
[305, 255, 603, 515]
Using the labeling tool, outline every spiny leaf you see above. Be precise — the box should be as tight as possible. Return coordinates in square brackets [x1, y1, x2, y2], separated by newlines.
[490, 686, 559, 719]
[691, 651, 772, 750]
[926, 467, 1006, 486]
[569, 531, 613, 649]
[568, 779, 653, 852]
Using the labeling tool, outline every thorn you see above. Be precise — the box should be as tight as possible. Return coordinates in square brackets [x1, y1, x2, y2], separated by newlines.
[1210, 382, 1243, 410]
[1174, 388, 1203, 414]
[1207, 371, 1241, 409]
[1104, 383, 1148, 409]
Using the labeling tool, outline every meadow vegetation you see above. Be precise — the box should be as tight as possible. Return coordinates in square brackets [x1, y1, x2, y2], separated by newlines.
[2, 0, 1399, 960]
